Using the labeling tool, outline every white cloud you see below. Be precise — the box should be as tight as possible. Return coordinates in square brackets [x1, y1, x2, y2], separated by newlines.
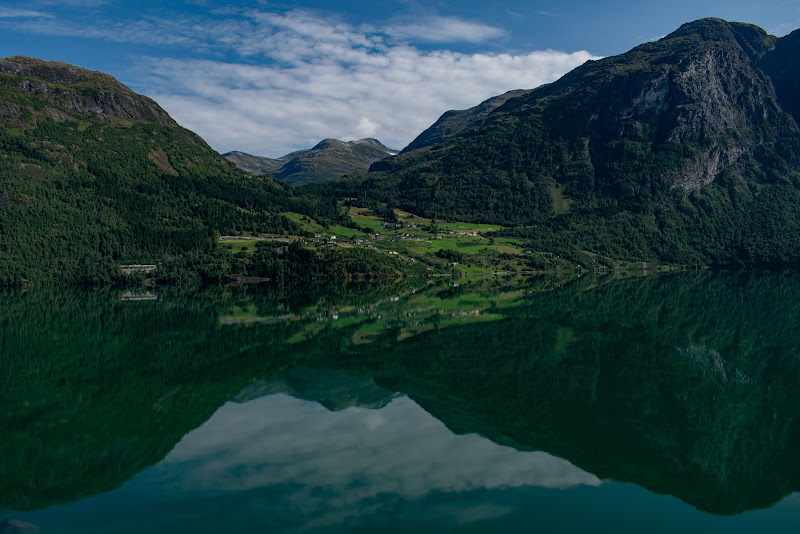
[144, 43, 596, 156]
[386, 16, 507, 43]
[0, 7, 52, 18]
[353, 116, 382, 139]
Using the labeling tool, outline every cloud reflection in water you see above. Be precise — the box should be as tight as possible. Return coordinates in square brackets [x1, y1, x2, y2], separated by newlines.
[148, 392, 600, 529]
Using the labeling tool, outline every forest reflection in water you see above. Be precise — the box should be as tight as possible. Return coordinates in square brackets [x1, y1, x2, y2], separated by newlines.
[1, 270, 799, 532]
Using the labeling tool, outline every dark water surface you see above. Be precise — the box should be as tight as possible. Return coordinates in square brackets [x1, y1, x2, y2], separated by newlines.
[1, 271, 799, 532]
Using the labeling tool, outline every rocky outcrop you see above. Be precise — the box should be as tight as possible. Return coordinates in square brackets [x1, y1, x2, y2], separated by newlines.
[0, 56, 175, 125]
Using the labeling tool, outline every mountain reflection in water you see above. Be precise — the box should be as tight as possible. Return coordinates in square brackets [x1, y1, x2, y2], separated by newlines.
[1, 271, 799, 532]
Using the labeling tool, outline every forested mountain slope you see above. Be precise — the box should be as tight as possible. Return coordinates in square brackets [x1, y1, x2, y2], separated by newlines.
[0, 56, 340, 285]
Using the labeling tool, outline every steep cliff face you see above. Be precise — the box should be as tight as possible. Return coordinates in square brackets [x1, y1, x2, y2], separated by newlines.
[434, 18, 794, 193]
[577, 19, 787, 189]
[0, 56, 175, 126]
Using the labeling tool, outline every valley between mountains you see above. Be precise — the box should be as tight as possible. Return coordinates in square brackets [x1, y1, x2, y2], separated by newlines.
[1, 17, 800, 286]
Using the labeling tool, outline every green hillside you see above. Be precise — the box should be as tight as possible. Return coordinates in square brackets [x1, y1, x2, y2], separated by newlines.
[0, 57, 344, 285]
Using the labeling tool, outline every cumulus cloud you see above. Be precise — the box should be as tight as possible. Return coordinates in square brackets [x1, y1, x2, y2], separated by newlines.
[132, 10, 596, 155]
[354, 116, 382, 139]
[2, 7, 598, 156]
[146, 48, 596, 155]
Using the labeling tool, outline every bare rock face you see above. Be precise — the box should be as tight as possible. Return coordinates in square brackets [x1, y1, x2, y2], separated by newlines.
[583, 19, 787, 189]
[0, 56, 175, 125]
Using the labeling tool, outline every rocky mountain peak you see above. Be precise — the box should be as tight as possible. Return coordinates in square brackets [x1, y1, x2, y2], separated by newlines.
[462, 17, 794, 191]
[312, 138, 346, 150]
[665, 18, 775, 59]
[344, 18, 800, 248]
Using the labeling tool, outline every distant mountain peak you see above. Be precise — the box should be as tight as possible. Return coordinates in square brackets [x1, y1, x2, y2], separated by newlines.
[225, 138, 397, 186]
[311, 138, 346, 150]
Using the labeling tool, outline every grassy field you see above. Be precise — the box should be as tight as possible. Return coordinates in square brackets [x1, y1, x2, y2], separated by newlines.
[219, 239, 260, 254]
[219, 204, 590, 274]
[281, 211, 327, 234]
[348, 207, 385, 233]
[330, 226, 365, 238]
[549, 182, 572, 215]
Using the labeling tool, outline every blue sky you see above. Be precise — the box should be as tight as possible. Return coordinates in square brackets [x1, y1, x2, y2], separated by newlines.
[1, 1, 799, 156]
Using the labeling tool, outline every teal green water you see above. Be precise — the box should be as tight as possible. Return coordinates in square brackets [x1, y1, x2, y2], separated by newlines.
[1, 271, 799, 532]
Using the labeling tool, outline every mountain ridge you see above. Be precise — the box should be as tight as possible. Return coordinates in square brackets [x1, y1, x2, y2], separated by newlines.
[379, 18, 795, 191]
[225, 137, 397, 186]
[401, 89, 532, 153]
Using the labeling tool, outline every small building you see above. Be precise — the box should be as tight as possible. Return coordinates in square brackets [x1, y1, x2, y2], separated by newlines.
[120, 264, 158, 275]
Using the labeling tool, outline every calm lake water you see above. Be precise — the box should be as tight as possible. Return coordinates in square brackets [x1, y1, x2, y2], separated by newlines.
[1, 271, 799, 533]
